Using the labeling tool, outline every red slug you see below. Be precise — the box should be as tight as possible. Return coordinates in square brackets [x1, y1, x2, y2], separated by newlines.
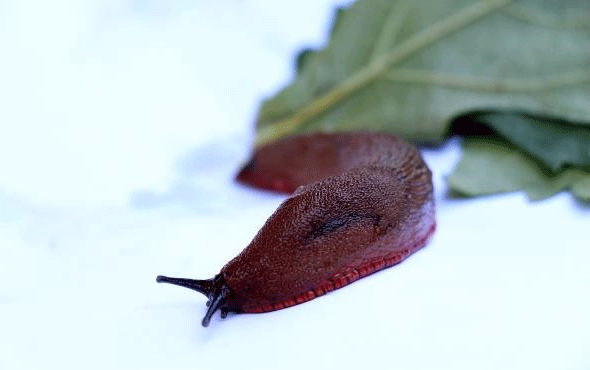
[157, 132, 436, 327]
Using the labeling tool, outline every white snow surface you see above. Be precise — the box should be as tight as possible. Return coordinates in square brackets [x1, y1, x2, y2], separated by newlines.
[1, 1, 589, 369]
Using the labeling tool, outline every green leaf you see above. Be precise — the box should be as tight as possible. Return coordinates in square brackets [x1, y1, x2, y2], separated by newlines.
[447, 138, 590, 201]
[452, 111, 590, 172]
[254, 0, 590, 146]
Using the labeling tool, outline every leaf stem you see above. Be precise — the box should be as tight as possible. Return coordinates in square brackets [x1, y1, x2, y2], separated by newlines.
[256, 0, 515, 146]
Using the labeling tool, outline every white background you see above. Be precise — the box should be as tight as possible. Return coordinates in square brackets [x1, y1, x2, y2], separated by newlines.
[0, 1, 588, 369]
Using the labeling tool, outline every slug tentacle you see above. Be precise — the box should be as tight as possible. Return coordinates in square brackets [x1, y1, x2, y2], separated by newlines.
[156, 274, 232, 327]
[202, 284, 230, 327]
[156, 275, 214, 297]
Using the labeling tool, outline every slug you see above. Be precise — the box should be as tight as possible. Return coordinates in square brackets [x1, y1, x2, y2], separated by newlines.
[157, 132, 435, 327]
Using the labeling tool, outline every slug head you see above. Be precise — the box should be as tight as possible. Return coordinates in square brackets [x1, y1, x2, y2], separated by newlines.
[156, 274, 231, 327]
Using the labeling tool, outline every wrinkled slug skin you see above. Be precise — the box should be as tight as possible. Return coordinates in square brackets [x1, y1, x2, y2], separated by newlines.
[157, 132, 435, 325]
[228, 132, 435, 312]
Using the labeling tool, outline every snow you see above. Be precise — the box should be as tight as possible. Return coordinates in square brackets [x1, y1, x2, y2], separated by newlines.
[0, 1, 588, 369]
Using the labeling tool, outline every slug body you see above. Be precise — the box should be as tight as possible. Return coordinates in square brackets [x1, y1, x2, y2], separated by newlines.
[157, 132, 435, 326]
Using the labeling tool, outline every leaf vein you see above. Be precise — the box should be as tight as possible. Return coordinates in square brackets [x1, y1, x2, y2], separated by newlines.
[256, 0, 515, 146]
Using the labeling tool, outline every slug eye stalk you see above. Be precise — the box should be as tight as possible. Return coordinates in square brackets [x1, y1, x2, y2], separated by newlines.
[156, 274, 230, 327]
